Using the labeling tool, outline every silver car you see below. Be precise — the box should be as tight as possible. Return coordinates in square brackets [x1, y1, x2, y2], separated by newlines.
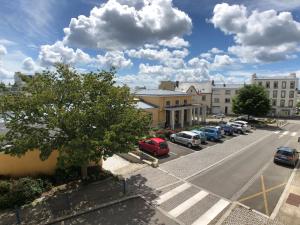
[227, 122, 247, 134]
[170, 131, 201, 148]
[234, 120, 251, 131]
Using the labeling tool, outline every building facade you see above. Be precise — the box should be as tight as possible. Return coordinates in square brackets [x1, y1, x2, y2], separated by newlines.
[135, 89, 205, 129]
[159, 81, 211, 115]
[211, 84, 243, 115]
[251, 73, 299, 116]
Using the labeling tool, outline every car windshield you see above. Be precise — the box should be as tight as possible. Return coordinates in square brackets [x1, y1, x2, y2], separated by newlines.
[193, 135, 200, 140]
[159, 142, 168, 149]
[277, 150, 293, 156]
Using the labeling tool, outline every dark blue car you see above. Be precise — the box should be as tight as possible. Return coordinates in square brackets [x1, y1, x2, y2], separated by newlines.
[223, 124, 234, 135]
[274, 147, 299, 168]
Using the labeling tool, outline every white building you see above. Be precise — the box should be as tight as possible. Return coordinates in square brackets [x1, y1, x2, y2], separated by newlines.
[212, 84, 243, 115]
[251, 73, 299, 116]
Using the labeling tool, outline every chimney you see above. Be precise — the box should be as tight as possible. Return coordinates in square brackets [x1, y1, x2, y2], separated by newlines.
[175, 81, 179, 88]
[212, 80, 215, 86]
[223, 83, 226, 87]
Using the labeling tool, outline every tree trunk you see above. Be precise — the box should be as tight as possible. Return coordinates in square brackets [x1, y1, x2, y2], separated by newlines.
[81, 165, 88, 179]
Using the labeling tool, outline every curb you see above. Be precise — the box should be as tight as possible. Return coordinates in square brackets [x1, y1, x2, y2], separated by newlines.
[44, 195, 140, 225]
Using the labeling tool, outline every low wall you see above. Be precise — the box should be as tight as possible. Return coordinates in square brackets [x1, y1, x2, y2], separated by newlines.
[0, 149, 59, 177]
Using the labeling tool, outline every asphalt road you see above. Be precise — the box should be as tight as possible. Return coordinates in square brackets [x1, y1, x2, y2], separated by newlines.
[187, 123, 299, 216]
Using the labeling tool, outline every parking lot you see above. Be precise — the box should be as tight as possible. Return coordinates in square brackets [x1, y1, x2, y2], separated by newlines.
[153, 130, 252, 164]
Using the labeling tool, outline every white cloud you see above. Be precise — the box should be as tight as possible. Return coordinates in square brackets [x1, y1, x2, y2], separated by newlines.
[38, 41, 132, 69]
[159, 37, 189, 48]
[209, 47, 223, 54]
[63, 0, 192, 50]
[22, 57, 36, 71]
[0, 45, 7, 56]
[211, 3, 300, 63]
[212, 54, 234, 68]
[96, 51, 132, 69]
[0, 39, 16, 46]
[38, 41, 92, 66]
[126, 47, 188, 68]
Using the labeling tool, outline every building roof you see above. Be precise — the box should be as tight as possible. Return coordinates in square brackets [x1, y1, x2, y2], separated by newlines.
[175, 81, 212, 93]
[212, 84, 244, 89]
[253, 76, 297, 80]
[135, 101, 158, 109]
[134, 89, 189, 97]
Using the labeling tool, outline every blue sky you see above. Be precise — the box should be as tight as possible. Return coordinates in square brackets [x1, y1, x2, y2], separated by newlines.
[0, 0, 300, 87]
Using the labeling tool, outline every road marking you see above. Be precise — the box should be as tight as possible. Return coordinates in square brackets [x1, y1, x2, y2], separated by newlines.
[261, 175, 269, 216]
[169, 151, 177, 156]
[191, 199, 230, 225]
[155, 183, 191, 205]
[168, 190, 208, 217]
[184, 131, 275, 181]
[291, 132, 297, 137]
[279, 131, 289, 138]
[274, 131, 280, 134]
[238, 182, 286, 203]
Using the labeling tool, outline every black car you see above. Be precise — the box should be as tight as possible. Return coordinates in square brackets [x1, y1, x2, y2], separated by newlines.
[274, 147, 299, 168]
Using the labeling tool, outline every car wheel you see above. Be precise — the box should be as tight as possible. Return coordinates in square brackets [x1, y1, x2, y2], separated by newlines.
[171, 138, 175, 143]
[153, 151, 158, 157]
[187, 143, 192, 148]
[238, 130, 242, 134]
[138, 145, 143, 150]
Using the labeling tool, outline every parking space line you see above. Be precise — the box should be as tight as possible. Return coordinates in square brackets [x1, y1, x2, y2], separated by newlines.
[261, 175, 269, 216]
[169, 152, 177, 156]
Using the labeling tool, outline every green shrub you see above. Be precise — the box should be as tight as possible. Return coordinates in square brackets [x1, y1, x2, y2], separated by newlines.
[0, 177, 48, 209]
[54, 166, 81, 184]
[0, 180, 11, 194]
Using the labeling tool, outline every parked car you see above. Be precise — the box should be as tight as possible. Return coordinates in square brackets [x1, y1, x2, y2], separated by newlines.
[223, 124, 234, 135]
[191, 130, 207, 144]
[212, 113, 225, 119]
[234, 120, 251, 132]
[218, 121, 227, 129]
[227, 122, 246, 134]
[274, 147, 299, 168]
[138, 138, 169, 156]
[198, 127, 222, 141]
[170, 131, 201, 148]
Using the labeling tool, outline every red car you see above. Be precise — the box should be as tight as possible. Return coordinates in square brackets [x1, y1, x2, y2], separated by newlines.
[138, 138, 169, 156]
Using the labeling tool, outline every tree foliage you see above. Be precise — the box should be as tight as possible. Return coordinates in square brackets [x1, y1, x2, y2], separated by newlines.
[0, 64, 151, 169]
[232, 84, 271, 117]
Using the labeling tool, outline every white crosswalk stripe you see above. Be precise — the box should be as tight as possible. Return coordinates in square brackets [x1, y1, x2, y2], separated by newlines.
[191, 199, 230, 225]
[155, 182, 231, 225]
[156, 183, 191, 205]
[274, 131, 280, 134]
[168, 190, 208, 218]
[291, 132, 297, 137]
[279, 131, 289, 138]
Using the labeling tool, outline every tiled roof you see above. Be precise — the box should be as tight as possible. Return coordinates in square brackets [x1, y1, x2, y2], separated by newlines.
[134, 89, 189, 96]
[175, 81, 212, 93]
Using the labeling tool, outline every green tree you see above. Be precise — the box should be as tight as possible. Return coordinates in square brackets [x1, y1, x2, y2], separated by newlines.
[232, 84, 271, 119]
[0, 64, 151, 177]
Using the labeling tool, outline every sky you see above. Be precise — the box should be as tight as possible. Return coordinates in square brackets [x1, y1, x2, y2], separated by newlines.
[1, 0, 300, 88]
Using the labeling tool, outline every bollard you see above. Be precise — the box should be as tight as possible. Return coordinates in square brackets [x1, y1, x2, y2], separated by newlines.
[15, 205, 21, 225]
[122, 177, 126, 195]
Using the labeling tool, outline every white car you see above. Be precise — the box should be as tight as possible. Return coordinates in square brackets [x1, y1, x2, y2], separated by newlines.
[227, 122, 247, 134]
[234, 120, 251, 131]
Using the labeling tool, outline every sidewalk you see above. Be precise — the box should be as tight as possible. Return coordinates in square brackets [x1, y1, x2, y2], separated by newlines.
[275, 163, 300, 225]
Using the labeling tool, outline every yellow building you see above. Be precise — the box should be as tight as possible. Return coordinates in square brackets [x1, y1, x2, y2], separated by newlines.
[135, 89, 203, 129]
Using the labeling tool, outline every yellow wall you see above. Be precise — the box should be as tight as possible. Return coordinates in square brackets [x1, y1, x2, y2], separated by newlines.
[0, 150, 59, 177]
[137, 95, 192, 128]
